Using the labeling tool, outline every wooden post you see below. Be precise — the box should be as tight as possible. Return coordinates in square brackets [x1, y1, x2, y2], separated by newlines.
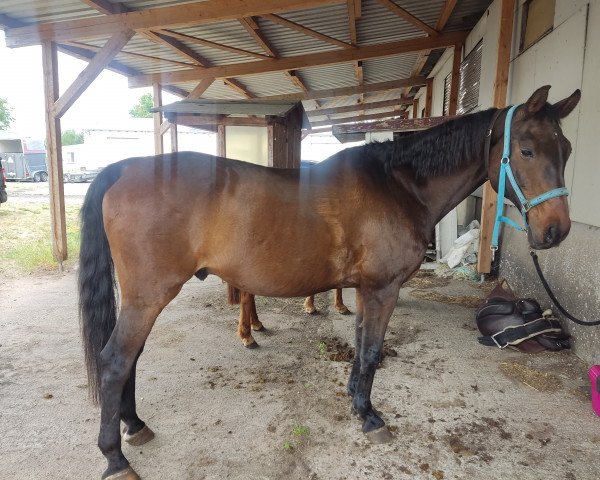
[153, 83, 164, 155]
[424, 77, 433, 117]
[412, 99, 419, 118]
[217, 124, 226, 157]
[170, 122, 178, 153]
[448, 43, 462, 116]
[42, 40, 67, 267]
[477, 0, 515, 274]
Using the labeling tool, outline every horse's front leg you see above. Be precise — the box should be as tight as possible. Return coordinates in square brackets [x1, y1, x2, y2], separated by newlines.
[350, 281, 401, 444]
[347, 289, 364, 397]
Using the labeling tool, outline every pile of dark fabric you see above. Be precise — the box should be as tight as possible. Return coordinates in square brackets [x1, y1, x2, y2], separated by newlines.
[476, 280, 570, 353]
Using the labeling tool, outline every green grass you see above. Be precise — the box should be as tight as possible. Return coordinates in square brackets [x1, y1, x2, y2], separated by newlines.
[317, 341, 327, 356]
[282, 440, 294, 451]
[291, 423, 309, 436]
[0, 202, 81, 275]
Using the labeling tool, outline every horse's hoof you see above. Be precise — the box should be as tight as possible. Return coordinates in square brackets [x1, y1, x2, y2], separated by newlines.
[305, 307, 318, 315]
[337, 306, 352, 315]
[252, 323, 265, 332]
[104, 467, 141, 480]
[123, 424, 155, 446]
[242, 337, 259, 349]
[366, 426, 394, 444]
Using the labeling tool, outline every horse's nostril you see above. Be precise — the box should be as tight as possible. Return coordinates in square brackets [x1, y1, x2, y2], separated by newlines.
[544, 225, 559, 244]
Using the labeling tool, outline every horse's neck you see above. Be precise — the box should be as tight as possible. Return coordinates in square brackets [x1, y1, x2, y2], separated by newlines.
[409, 156, 487, 233]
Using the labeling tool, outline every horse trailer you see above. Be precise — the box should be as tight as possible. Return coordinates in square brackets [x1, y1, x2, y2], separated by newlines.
[0, 138, 48, 182]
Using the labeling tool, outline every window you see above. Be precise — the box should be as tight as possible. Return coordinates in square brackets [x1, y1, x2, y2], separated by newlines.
[520, 0, 555, 52]
[442, 72, 452, 116]
[457, 40, 483, 114]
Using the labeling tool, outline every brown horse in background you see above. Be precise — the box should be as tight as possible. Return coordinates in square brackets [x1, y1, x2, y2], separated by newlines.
[226, 285, 350, 347]
[78, 86, 580, 479]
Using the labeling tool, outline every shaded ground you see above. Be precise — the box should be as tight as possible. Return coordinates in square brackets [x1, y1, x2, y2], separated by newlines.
[1, 269, 598, 480]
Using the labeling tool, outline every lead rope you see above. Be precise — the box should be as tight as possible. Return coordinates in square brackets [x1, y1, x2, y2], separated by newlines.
[530, 251, 600, 326]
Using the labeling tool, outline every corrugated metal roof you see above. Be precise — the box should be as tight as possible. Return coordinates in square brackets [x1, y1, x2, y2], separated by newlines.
[0, 0, 494, 110]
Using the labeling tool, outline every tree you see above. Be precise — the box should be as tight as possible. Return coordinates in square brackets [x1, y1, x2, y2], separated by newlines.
[62, 129, 85, 146]
[129, 93, 154, 118]
[0, 97, 14, 130]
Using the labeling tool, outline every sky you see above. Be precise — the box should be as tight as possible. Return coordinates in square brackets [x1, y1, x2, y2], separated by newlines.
[0, 31, 178, 139]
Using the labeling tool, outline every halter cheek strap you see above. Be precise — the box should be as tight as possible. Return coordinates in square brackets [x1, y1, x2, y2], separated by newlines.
[490, 105, 569, 252]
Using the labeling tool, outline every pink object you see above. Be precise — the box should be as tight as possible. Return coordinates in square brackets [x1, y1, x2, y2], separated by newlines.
[590, 366, 600, 417]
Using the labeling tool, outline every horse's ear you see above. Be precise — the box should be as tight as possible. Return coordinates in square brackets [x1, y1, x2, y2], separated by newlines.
[552, 89, 581, 118]
[524, 85, 551, 115]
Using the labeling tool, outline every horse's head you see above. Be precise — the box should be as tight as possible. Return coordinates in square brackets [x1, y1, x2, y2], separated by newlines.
[488, 86, 581, 249]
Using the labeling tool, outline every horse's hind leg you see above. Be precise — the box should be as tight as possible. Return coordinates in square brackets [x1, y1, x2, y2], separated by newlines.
[99, 287, 182, 480]
[120, 346, 154, 446]
[249, 294, 264, 332]
[347, 289, 364, 398]
[334, 288, 351, 315]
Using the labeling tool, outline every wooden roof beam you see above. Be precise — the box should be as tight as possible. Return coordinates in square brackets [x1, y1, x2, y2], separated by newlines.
[239, 17, 278, 57]
[187, 79, 215, 100]
[260, 76, 427, 101]
[129, 31, 467, 87]
[333, 114, 456, 133]
[261, 14, 354, 49]
[374, 0, 440, 37]
[309, 109, 405, 127]
[306, 97, 412, 117]
[80, 0, 127, 15]
[224, 79, 255, 98]
[140, 30, 209, 66]
[6, 0, 345, 47]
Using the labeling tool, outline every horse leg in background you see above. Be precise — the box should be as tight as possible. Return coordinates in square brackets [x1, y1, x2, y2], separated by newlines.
[228, 285, 265, 348]
[303, 295, 317, 314]
[334, 288, 351, 315]
[237, 291, 264, 348]
[304, 289, 351, 315]
[349, 280, 402, 444]
[119, 345, 155, 446]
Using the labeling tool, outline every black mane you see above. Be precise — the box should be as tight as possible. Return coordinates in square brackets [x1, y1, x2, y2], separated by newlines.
[359, 108, 498, 179]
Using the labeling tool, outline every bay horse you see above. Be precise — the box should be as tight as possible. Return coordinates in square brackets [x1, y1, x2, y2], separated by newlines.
[78, 86, 580, 479]
[226, 284, 350, 348]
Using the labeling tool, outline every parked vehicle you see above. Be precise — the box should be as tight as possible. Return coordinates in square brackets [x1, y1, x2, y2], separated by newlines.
[0, 157, 7, 205]
[0, 138, 48, 182]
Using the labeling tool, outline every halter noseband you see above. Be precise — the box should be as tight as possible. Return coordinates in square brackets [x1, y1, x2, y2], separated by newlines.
[490, 105, 569, 252]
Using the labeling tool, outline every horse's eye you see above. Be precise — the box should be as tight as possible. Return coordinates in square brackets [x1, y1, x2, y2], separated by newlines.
[520, 148, 533, 158]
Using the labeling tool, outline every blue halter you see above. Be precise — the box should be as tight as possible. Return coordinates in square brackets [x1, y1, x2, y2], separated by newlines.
[490, 105, 569, 252]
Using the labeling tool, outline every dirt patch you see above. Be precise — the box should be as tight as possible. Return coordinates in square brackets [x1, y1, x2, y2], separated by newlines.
[498, 362, 563, 392]
[320, 337, 397, 364]
[409, 289, 483, 308]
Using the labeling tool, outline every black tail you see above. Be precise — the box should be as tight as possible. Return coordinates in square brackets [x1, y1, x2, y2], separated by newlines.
[78, 162, 124, 404]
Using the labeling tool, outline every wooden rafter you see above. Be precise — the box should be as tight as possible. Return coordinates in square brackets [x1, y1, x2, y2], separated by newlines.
[260, 76, 426, 101]
[309, 109, 404, 127]
[187, 79, 215, 99]
[64, 40, 195, 68]
[347, 0, 358, 45]
[224, 79, 255, 98]
[6, 0, 345, 47]
[156, 29, 271, 60]
[374, 0, 439, 37]
[333, 114, 456, 133]
[140, 30, 209, 66]
[239, 17, 278, 57]
[261, 14, 354, 50]
[306, 97, 411, 117]
[129, 31, 467, 87]
[79, 0, 126, 15]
